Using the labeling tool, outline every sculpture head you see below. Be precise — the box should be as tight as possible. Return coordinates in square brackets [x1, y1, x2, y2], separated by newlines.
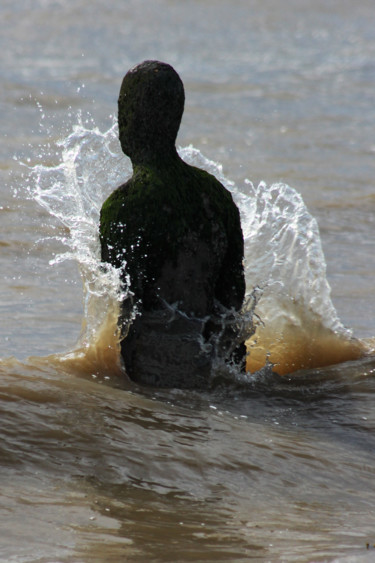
[118, 60, 185, 165]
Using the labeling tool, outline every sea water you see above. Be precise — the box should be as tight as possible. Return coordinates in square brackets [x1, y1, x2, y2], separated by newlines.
[2, 0, 375, 560]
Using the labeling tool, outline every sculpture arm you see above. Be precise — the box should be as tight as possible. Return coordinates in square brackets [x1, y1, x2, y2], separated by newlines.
[215, 204, 246, 311]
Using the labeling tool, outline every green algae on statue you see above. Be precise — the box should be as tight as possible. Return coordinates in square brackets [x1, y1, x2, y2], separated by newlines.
[100, 61, 246, 387]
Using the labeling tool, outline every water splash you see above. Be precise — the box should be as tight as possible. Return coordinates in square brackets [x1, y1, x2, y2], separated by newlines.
[26, 118, 365, 378]
[27, 116, 131, 377]
[178, 145, 365, 373]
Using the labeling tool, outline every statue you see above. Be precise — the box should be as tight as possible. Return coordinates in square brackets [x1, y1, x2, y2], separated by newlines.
[100, 61, 246, 388]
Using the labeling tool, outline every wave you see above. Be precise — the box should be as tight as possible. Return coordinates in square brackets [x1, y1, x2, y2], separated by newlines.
[23, 116, 371, 378]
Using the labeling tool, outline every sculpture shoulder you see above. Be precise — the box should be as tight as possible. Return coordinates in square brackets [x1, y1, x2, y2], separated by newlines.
[188, 163, 236, 203]
[185, 163, 241, 227]
[100, 180, 129, 218]
[100, 173, 160, 228]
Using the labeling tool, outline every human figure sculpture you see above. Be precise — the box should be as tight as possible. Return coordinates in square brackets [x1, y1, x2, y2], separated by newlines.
[100, 60, 246, 388]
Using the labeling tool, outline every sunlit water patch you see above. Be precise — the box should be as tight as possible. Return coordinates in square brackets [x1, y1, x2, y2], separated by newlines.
[22, 117, 370, 381]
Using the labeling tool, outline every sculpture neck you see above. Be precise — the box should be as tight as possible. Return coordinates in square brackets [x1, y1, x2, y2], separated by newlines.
[130, 146, 181, 170]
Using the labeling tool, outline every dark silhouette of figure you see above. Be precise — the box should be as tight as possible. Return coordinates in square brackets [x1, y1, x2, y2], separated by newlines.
[100, 61, 246, 387]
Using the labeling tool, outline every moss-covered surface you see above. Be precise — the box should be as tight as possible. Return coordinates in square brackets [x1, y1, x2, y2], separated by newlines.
[100, 153, 245, 315]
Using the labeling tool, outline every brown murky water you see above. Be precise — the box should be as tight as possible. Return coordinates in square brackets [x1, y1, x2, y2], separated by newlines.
[1, 0, 375, 561]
